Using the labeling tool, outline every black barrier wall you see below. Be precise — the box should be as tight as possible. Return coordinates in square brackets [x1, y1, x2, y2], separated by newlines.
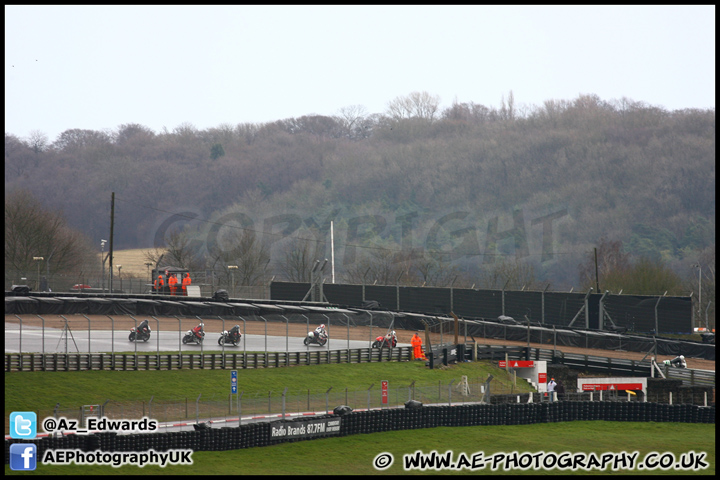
[5, 402, 714, 464]
[271, 282, 693, 334]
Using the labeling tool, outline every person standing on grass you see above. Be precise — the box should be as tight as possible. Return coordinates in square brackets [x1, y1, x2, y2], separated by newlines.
[411, 332, 425, 360]
[547, 377, 557, 402]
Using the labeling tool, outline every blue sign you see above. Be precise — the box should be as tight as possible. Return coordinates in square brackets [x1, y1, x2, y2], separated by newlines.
[231, 370, 238, 394]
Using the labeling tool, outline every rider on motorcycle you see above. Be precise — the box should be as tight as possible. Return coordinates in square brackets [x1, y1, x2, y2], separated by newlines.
[138, 319, 150, 335]
[192, 322, 204, 341]
[315, 324, 328, 340]
[669, 355, 687, 368]
[229, 324, 241, 341]
[385, 330, 397, 347]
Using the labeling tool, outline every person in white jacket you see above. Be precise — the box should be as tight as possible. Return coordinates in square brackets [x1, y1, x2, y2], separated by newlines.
[547, 377, 557, 402]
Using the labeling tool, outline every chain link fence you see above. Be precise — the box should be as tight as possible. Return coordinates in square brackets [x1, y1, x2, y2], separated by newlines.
[29, 377, 711, 437]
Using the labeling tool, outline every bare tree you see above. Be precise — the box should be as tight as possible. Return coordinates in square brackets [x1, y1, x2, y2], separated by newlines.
[208, 228, 270, 286]
[145, 230, 206, 271]
[5, 189, 94, 284]
[27, 130, 49, 155]
[277, 236, 325, 282]
[578, 237, 631, 290]
[386, 91, 441, 123]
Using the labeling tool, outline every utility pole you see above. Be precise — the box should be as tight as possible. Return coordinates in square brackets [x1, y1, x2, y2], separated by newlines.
[109, 192, 115, 293]
[594, 247, 600, 293]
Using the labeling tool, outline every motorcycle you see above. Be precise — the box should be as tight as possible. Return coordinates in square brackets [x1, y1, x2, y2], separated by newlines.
[663, 355, 687, 368]
[218, 326, 242, 346]
[183, 327, 205, 345]
[129, 320, 151, 342]
[304, 330, 328, 346]
[372, 334, 397, 349]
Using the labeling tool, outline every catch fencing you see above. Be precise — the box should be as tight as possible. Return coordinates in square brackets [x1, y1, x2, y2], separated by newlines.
[39, 376, 526, 431]
[271, 281, 694, 334]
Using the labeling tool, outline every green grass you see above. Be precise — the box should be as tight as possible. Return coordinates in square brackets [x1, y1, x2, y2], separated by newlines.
[5, 362, 715, 475]
[5, 361, 529, 422]
[5, 422, 714, 475]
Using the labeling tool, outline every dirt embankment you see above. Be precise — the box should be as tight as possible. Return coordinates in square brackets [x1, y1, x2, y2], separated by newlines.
[5, 314, 715, 371]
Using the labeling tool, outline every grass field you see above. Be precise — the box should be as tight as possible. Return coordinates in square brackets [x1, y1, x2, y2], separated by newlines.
[103, 248, 156, 278]
[5, 361, 532, 430]
[5, 361, 715, 475]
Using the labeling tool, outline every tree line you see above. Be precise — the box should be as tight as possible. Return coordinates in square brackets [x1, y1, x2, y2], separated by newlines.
[4, 92, 715, 305]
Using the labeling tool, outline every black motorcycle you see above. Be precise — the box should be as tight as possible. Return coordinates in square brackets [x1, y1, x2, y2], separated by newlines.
[218, 325, 242, 346]
[129, 320, 151, 342]
[304, 330, 328, 346]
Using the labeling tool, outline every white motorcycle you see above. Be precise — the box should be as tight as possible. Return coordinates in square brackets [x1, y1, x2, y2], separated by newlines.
[304, 331, 328, 346]
[663, 355, 687, 368]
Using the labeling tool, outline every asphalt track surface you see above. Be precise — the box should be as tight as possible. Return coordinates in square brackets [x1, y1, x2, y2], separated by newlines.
[4, 325, 409, 354]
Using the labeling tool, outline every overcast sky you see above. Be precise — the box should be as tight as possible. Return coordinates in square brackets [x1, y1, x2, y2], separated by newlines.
[5, 5, 715, 143]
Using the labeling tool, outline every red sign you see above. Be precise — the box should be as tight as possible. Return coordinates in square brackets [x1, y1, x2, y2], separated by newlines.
[538, 373, 547, 384]
[581, 383, 643, 391]
[381, 380, 388, 405]
[498, 360, 535, 368]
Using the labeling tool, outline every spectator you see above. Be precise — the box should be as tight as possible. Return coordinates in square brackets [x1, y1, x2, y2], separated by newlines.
[547, 377, 557, 402]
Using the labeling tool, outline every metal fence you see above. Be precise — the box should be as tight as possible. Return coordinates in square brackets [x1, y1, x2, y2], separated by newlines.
[25, 377, 532, 432]
[5, 270, 270, 299]
[4, 313, 403, 358]
[14, 376, 713, 437]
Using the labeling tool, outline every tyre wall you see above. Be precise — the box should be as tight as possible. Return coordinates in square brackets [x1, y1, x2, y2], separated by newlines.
[5, 401, 714, 463]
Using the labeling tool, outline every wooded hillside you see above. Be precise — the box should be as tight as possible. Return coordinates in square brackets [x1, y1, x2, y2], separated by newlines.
[4, 93, 715, 289]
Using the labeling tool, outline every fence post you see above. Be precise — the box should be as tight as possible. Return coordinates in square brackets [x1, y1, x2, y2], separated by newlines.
[195, 394, 201, 423]
[37, 315, 46, 371]
[326, 387, 332, 414]
[238, 391, 243, 426]
[151, 317, 160, 368]
[322, 314, 331, 352]
[282, 387, 288, 420]
[448, 379, 456, 405]
[149, 395, 154, 419]
[343, 313, 351, 358]
[280, 315, 289, 367]
[368, 312, 373, 348]
[367, 383, 374, 411]
[81, 314, 92, 354]
[14, 315, 23, 364]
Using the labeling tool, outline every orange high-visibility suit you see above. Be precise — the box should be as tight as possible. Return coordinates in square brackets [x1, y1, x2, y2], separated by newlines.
[168, 274, 178, 296]
[154, 275, 164, 294]
[411, 333, 425, 360]
[181, 273, 191, 296]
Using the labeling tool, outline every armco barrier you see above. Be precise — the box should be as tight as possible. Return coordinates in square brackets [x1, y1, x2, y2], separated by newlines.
[4, 402, 714, 464]
[6, 345, 715, 388]
[4, 347, 412, 372]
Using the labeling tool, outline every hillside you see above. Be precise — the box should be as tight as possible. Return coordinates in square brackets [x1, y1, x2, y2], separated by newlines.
[4, 93, 715, 289]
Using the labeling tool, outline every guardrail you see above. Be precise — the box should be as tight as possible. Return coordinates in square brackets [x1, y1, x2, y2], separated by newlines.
[6, 343, 715, 387]
[5, 346, 413, 372]
[473, 344, 715, 387]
